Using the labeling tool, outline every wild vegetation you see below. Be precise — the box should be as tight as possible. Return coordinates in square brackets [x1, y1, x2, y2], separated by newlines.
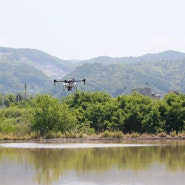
[0, 91, 185, 139]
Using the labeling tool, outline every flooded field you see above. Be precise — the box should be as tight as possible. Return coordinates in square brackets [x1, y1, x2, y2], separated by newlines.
[0, 140, 185, 185]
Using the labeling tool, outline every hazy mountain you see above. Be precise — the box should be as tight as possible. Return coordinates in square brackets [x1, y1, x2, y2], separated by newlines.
[66, 55, 185, 97]
[0, 59, 50, 94]
[0, 47, 77, 78]
[1, 46, 185, 97]
[78, 50, 185, 65]
[0, 46, 78, 94]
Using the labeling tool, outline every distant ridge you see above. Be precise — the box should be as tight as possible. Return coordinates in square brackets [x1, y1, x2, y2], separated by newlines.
[0, 46, 76, 78]
[0, 46, 77, 94]
[78, 50, 185, 64]
[140, 50, 185, 62]
[1, 46, 185, 96]
[66, 50, 185, 97]
[1, 46, 185, 64]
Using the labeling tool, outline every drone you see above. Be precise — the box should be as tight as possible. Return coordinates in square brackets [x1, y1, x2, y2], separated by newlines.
[54, 78, 86, 91]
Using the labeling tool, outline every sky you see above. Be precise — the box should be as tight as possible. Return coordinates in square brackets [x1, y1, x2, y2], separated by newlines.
[0, 0, 185, 60]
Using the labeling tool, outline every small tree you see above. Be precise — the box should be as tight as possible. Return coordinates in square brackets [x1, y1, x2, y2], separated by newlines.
[31, 94, 76, 136]
[163, 93, 185, 133]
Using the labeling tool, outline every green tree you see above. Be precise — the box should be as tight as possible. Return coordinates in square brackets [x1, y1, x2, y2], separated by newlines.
[0, 105, 34, 136]
[163, 93, 185, 133]
[62, 91, 113, 132]
[0, 94, 16, 107]
[142, 101, 164, 133]
[117, 93, 152, 133]
[31, 94, 76, 136]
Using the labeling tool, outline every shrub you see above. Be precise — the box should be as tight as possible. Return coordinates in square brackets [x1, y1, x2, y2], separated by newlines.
[157, 132, 167, 137]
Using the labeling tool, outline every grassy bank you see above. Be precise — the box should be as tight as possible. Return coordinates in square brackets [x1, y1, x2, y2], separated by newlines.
[0, 131, 185, 141]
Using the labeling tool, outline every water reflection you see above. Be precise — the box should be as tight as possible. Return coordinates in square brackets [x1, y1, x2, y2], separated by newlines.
[0, 141, 185, 185]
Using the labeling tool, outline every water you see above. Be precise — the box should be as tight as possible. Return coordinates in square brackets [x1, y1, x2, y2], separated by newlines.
[0, 140, 185, 185]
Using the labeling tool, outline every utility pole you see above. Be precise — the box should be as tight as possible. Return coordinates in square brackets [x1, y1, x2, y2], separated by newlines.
[24, 83, 27, 99]
[17, 85, 20, 102]
[2, 94, 4, 107]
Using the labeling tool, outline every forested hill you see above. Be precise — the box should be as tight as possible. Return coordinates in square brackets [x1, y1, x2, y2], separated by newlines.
[79, 50, 185, 64]
[66, 53, 185, 97]
[1, 46, 185, 96]
[0, 47, 77, 94]
[0, 47, 77, 78]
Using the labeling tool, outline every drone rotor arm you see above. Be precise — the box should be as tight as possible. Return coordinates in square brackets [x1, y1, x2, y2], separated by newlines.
[54, 79, 66, 85]
[74, 78, 86, 85]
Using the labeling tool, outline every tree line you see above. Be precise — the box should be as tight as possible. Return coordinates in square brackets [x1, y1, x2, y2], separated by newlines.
[0, 91, 185, 138]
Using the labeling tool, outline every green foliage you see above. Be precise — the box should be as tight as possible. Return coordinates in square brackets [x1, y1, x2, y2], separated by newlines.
[61, 91, 184, 134]
[115, 93, 152, 133]
[0, 105, 34, 136]
[0, 91, 185, 138]
[162, 93, 185, 133]
[63, 91, 114, 132]
[31, 94, 76, 136]
[0, 94, 16, 107]
[102, 130, 123, 138]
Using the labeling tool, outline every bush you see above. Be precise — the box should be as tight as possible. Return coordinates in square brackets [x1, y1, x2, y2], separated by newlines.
[102, 130, 111, 137]
[157, 132, 167, 137]
[101, 130, 123, 138]
[170, 130, 177, 137]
